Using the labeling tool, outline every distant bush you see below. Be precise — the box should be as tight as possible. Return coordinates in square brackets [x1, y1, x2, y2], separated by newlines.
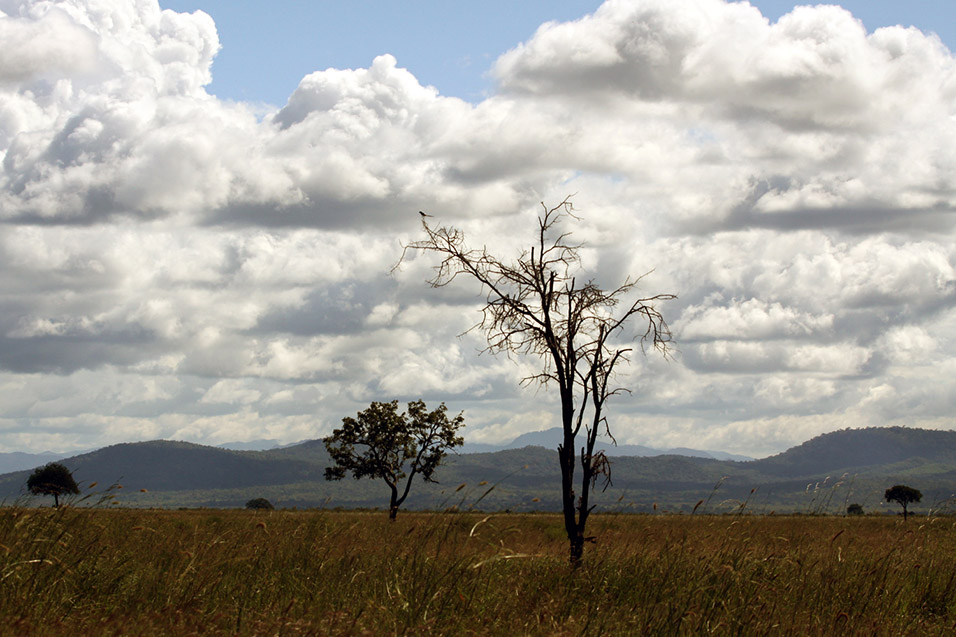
[847, 503, 864, 516]
[26, 462, 79, 508]
[245, 497, 274, 510]
[885, 485, 921, 521]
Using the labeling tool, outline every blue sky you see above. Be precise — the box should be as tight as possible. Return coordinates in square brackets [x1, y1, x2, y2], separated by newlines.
[159, 1, 956, 105]
[2, 0, 956, 458]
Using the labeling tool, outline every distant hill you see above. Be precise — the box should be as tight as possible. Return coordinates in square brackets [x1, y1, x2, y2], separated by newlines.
[0, 441, 325, 494]
[216, 439, 283, 451]
[751, 427, 956, 477]
[461, 427, 752, 461]
[0, 451, 71, 475]
[2, 427, 955, 514]
[1, 426, 750, 476]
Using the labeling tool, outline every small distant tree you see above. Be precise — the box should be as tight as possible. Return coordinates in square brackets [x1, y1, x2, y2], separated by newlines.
[324, 400, 464, 520]
[846, 503, 864, 516]
[885, 484, 921, 521]
[246, 497, 274, 510]
[26, 462, 79, 508]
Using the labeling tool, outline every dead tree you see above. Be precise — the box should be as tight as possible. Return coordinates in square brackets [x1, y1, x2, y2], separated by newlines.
[398, 197, 673, 563]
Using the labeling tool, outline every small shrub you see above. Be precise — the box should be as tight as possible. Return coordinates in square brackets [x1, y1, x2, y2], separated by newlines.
[847, 503, 864, 515]
[245, 497, 274, 510]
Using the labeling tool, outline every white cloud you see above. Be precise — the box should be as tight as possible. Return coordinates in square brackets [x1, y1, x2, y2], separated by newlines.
[678, 298, 834, 341]
[1, 0, 956, 456]
[878, 326, 936, 365]
[0, 6, 98, 85]
[200, 379, 261, 405]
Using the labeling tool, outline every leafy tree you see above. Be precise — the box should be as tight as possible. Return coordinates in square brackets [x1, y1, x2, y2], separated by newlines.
[398, 198, 673, 563]
[246, 497, 274, 510]
[885, 484, 921, 521]
[846, 503, 864, 516]
[26, 462, 79, 508]
[324, 400, 464, 520]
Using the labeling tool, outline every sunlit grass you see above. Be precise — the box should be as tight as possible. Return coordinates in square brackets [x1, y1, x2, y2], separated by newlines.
[2, 504, 956, 635]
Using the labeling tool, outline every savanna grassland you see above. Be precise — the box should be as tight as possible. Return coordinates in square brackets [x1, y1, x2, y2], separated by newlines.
[2, 504, 956, 635]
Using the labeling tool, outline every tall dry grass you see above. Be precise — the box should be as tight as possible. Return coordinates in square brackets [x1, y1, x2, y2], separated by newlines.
[1, 503, 955, 635]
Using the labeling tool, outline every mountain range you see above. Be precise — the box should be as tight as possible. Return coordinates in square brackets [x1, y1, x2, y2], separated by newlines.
[2, 427, 955, 515]
[459, 428, 752, 461]
[0, 429, 748, 475]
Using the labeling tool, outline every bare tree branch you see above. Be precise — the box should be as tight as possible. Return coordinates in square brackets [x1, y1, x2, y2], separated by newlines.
[396, 196, 674, 561]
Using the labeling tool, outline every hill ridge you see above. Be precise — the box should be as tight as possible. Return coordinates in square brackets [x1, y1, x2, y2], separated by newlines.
[2, 426, 955, 513]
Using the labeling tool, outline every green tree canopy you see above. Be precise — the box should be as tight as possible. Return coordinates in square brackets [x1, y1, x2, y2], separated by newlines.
[26, 462, 79, 508]
[324, 400, 464, 519]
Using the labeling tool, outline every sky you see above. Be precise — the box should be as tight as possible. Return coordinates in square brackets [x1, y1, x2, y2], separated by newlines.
[158, 1, 956, 106]
[1, 0, 955, 458]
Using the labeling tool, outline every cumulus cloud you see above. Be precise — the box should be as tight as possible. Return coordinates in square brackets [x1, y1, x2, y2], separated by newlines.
[1, 0, 955, 456]
[496, 0, 956, 237]
[0, 5, 98, 85]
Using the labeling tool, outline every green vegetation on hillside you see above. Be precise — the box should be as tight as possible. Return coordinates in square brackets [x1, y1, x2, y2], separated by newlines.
[2, 427, 956, 514]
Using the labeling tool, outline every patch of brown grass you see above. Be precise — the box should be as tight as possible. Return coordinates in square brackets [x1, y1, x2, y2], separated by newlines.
[2, 506, 956, 635]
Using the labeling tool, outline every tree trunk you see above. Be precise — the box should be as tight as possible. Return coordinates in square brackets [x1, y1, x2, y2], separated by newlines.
[388, 483, 399, 521]
[558, 440, 579, 563]
[569, 529, 585, 565]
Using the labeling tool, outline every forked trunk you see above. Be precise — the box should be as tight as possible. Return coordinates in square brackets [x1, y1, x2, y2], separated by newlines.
[559, 438, 580, 564]
[560, 430, 592, 566]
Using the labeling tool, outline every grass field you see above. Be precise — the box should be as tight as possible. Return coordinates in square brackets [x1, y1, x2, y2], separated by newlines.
[2, 502, 956, 635]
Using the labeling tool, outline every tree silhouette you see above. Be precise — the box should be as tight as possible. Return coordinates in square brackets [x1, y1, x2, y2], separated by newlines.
[398, 197, 673, 563]
[26, 462, 79, 508]
[324, 400, 464, 520]
[884, 484, 921, 521]
[246, 497, 274, 510]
